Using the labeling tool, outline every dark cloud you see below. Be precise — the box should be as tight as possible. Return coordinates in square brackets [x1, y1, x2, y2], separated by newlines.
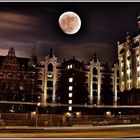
[0, 2, 139, 64]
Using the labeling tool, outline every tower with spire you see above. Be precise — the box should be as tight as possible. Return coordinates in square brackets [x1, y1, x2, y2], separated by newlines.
[41, 48, 58, 107]
[28, 47, 37, 68]
[88, 53, 101, 105]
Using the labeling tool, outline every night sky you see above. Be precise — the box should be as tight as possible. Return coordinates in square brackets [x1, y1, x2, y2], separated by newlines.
[0, 2, 140, 65]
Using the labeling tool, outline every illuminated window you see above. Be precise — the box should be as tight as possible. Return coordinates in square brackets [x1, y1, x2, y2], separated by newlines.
[19, 86, 24, 90]
[70, 65, 72, 68]
[127, 69, 131, 75]
[69, 86, 73, 91]
[47, 74, 52, 78]
[38, 73, 42, 77]
[137, 66, 140, 72]
[67, 65, 70, 69]
[48, 63, 53, 71]
[69, 100, 72, 104]
[69, 93, 72, 97]
[69, 78, 73, 82]
[68, 106, 72, 111]
[127, 60, 130, 66]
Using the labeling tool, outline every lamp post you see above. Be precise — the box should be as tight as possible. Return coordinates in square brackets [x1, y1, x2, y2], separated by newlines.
[118, 111, 122, 118]
[35, 102, 41, 127]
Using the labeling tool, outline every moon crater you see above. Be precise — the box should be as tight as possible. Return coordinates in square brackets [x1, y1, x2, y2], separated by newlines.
[59, 11, 81, 35]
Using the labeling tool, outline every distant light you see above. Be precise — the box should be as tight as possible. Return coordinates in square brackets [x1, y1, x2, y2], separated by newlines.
[66, 112, 71, 117]
[67, 65, 70, 69]
[69, 86, 73, 91]
[69, 77, 73, 82]
[19, 86, 24, 90]
[76, 112, 81, 117]
[106, 111, 111, 117]
[138, 15, 140, 19]
[32, 111, 36, 115]
[69, 93, 72, 97]
[118, 111, 121, 115]
[37, 102, 41, 106]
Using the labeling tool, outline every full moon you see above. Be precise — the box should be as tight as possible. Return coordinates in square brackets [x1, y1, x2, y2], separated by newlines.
[58, 11, 81, 35]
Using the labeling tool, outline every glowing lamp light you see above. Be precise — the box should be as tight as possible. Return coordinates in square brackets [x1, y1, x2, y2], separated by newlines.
[76, 112, 81, 117]
[32, 111, 36, 115]
[66, 112, 71, 117]
[106, 111, 111, 117]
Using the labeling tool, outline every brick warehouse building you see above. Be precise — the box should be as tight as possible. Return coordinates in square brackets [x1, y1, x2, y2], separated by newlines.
[0, 47, 118, 114]
[1, 16, 140, 114]
[0, 47, 40, 112]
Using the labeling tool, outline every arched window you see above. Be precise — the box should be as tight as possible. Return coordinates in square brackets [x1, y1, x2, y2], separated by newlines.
[93, 67, 97, 75]
[93, 77, 97, 81]
[48, 63, 53, 71]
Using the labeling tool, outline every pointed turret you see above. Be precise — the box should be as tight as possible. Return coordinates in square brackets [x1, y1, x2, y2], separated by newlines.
[49, 48, 54, 58]
[93, 53, 98, 63]
[28, 47, 37, 67]
[8, 47, 15, 57]
[126, 32, 131, 42]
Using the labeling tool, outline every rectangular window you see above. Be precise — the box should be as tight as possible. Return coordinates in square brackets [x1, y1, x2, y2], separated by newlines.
[68, 106, 72, 111]
[69, 100, 72, 104]
[69, 93, 72, 97]
[69, 86, 73, 91]
[37, 80, 42, 85]
[69, 78, 73, 83]
[47, 81, 53, 87]
[47, 74, 53, 78]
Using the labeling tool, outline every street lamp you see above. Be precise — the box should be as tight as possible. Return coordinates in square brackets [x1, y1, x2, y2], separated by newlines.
[35, 102, 41, 127]
[118, 111, 122, 118]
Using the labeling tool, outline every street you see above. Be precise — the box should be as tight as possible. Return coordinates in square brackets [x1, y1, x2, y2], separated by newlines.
[0, 124, 140, 138]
